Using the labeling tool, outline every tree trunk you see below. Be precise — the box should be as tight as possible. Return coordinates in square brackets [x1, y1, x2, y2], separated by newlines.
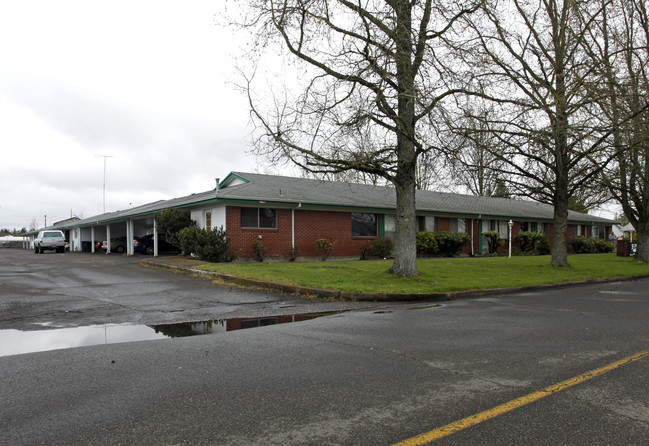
[551, 195, 569, 267]
[551, 35, 570, 268]
[386, 0, 419, 277]
[635, 221, 649, 262]
[388, 173, 418, 277]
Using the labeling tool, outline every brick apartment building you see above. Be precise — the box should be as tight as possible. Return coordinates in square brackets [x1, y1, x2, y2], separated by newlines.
[28, 171, 614, 258]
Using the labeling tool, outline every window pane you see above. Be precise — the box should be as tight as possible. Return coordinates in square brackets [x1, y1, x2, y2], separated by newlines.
[259, 208, 277, 228]
[352, 213, 377, 237]
[417, 216, 426, 232]
[241, 208, 258, 227]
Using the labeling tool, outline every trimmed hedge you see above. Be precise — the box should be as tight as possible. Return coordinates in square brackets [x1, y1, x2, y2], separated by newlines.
[435, 231, 472, 257]
[368, 237, 394, 258]
[416, 231, 438, 256]
[177, 226, 235, 262]
[514, 231, 551, 255]
[570, 236, 614, 254]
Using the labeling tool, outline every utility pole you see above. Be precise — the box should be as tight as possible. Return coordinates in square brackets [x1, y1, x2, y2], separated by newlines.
[96, 155, 114, 214]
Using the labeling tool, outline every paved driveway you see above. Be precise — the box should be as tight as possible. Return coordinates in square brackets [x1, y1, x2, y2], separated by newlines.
[1, 248, 648, 445]
[0, 249, 384, 330]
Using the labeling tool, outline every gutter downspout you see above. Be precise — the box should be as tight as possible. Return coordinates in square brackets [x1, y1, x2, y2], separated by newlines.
[292, 203, 302, 250]
[471, 218, 474, 256]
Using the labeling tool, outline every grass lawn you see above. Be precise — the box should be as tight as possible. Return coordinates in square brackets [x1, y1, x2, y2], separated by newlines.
[197, 254, 649, 294]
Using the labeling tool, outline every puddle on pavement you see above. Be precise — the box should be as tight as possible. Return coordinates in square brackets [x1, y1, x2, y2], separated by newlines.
[0, 312, 337, 357]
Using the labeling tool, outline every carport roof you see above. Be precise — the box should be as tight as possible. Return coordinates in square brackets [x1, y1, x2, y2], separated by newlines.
[38, 171, 614, 232]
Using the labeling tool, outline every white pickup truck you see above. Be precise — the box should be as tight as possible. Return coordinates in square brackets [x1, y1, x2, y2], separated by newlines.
[33, 230, 66, 254]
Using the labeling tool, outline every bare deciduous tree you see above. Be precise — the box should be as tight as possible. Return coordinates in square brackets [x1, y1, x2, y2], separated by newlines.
[232, 0, 480, 276]
[595, 0, 649, 261]
[441, 107, 511, 197]
[462, 0, 610, 267]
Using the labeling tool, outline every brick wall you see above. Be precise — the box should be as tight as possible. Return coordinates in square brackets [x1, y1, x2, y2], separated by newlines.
[436, 217, 450, 232]
[225, 206, 607, 259]
[226, 206, 377, 259]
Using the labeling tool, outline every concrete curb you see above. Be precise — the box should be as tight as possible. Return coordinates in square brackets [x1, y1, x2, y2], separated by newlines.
[140, 259, 649, 302]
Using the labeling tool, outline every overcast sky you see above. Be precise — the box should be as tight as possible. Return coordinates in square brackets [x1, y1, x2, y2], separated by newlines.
[0, 2, 618, 231]
[0, 1, 268, 230]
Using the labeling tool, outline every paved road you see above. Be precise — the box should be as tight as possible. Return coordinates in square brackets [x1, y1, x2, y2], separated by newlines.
[1, 249, 649, 445]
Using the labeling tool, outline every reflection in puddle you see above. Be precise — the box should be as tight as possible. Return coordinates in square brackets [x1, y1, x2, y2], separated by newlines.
[0, 312, 336, 357]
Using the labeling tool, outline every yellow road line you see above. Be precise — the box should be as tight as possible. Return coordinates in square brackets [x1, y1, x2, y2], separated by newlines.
[393, 349, 649, 446]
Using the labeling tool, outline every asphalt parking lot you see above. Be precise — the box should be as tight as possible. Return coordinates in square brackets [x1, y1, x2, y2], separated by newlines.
[1, 248, 649, 445]
[0, 249, 386, 331]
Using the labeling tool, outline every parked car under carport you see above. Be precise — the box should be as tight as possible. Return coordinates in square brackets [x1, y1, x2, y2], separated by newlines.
[95, 237, 127, 253]
[133, 234, 181, 255]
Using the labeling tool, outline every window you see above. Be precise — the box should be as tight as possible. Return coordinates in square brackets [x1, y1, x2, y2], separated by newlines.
[241, 208, 277, 229]
[204, 211, 212, 230]
[417, 216, 426, 232]
[352, 213, 377, 237]
[592, 226, 600, 238]
[496, 220, 507, 238]
[416, 216, 435, 232]
[520, 222, 529, 232]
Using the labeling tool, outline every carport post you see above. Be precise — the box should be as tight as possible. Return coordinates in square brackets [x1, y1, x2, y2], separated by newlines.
[127, 220, 134, 255]
[106, 225, 111, 254]
[153, 219, 159, 257]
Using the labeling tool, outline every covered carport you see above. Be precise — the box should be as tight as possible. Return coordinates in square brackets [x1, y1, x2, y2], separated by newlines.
[58, 202, 177, 257]
[25, 186, 207, 257]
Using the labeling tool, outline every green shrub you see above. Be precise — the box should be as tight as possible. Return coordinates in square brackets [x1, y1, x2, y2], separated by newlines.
[286, 245, 298, 262]
[594, 239, 614, 253]
[570, 236, 612, 254]
[514, 231, 535, 252]
[314, 238, 336, 261]
[570, 236, 596, 254]
[435, 231, 472, 257]
[367, 237, 394, 258]
[481, 231, 502, 255]
[177, 226, 234, 262]
[514, 231, 550, 255]
[252, 239, 265, 262]
[534, 234, 551, 255]
[416, 231, 438, 256]
[154, 208, 194, 248]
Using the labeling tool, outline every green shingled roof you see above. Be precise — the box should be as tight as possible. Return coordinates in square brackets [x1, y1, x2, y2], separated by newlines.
[216, 172, 612, 224]
[41, 171, 614, 232]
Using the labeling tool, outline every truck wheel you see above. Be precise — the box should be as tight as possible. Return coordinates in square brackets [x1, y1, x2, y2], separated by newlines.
[34, 246, 39, 254]
[39, 247, 44, 254]
[144, 246, 154, 255]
